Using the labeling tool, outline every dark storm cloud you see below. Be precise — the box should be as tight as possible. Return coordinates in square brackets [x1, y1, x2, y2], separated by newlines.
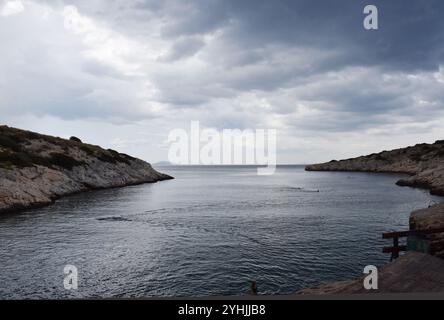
[46, 0, 444, 108]
[134, 0, 444, 72]
[43, 0, 444, 71]
[4, 0, 444, 136]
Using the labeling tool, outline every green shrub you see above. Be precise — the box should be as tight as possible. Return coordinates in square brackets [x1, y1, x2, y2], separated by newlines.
[0, 150, 80, 170]
[49, 153, 85, 170]
[80, 145, 96, 156]
[29, 154, 53, 168]
[99, 150, 132, 165]
[0, 160, 13, 170]
[0, 135, 22, 152]
[374, 154, 386, 161]
[0, 151, 33, 168]
[97, 152, 117, 164]
[70, 136, 82, 143]
[116, 156, 131, 165]
[107, 149, 120, 156]
[436, 148, 444, 157]
[409, 153, 423, 162]
[21, 130, 40, 141]
[119, 153, 136, 161]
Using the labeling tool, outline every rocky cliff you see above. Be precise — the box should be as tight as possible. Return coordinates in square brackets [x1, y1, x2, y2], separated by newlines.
[300, 141, 444, 294]
[0, 125, 173, 213]
[306, 140, 444, 196]
[296, 204, 444, 295]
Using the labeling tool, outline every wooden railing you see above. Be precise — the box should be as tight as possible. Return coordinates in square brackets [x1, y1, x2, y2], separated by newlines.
[382, 231, 409, 260]
[382, 227, 444, 261]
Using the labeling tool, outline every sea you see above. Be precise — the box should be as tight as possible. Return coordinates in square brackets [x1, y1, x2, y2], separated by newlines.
[0, 165, 442, 298]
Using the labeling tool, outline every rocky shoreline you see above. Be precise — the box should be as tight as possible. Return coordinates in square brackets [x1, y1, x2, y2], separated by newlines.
[306, 140, 444, 196]
[301, 141, 444, 294]
[296, 203, 444, 295]
[0, 126, 173, 214]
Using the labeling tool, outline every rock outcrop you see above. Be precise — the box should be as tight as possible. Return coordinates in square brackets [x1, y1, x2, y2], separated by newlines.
[301, 141, 444, 294]
[306, 140, 444, 196]
[296, 252, 444, 295]
[0, 125, 173, 213]
[410, 203, 444, 231]
[297, 204, 444, 295]
[409, 203, 444, 259]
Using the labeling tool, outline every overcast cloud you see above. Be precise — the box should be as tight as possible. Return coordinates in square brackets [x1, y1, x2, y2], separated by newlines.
[1, 0, 444, 163]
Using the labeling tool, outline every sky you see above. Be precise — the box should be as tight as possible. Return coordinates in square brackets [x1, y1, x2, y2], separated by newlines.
[1, 0, 444, 164]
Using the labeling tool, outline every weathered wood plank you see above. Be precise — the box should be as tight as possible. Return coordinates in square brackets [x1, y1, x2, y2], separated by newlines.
[383, 227, 444, 239]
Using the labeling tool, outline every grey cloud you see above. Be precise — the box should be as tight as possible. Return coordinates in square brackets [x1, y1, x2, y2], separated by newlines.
[35, 0, 444, 73]
[159, 37, 205, 62]
[3, 0, 444, 140]
[100, 0, 444, 72]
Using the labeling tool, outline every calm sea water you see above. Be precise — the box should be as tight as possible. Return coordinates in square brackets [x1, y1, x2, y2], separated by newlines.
[0, 165, 442, 298]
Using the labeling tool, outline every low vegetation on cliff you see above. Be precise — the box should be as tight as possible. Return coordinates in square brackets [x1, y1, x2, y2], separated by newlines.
[0, 125, 173, 213]
[0, 126, 136, 170]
